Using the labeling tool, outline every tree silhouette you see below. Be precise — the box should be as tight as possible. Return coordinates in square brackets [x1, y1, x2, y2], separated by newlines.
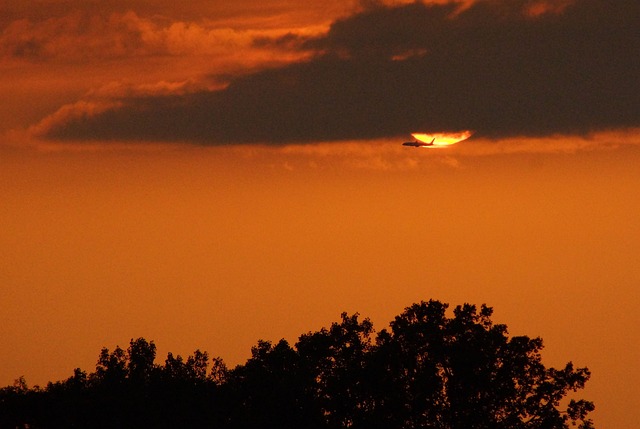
[296, 312, 375, 428]
[127, 338, 157, 383]
[364, 301, 594, 429]
[0, 300, 594, 429]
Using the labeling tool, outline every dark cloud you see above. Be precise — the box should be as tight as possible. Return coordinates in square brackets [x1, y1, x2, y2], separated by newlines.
[38, 0, 640, 143]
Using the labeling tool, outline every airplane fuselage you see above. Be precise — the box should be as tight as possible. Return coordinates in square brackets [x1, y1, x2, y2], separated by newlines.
[403, 137, 435, 147]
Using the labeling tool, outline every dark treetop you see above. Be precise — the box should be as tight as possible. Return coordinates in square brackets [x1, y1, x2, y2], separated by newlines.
[0, 300, 594, 429]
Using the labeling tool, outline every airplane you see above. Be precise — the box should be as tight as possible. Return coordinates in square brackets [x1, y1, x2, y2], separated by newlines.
[403, 137, 435, 147]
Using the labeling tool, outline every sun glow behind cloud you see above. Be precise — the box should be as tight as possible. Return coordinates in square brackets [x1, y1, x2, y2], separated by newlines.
[412, 131, 474, 147]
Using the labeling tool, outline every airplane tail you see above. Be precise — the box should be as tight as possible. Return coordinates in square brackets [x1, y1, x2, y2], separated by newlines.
[430, 138, 435, 144]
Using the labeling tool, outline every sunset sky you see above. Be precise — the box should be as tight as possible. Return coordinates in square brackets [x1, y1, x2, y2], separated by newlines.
[1, 0, 639, 427]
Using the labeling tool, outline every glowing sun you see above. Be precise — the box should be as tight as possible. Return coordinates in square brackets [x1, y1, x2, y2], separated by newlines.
[412, 131, 473, 147]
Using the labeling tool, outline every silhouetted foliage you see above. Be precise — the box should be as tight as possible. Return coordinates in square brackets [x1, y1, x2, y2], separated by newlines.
[0, 301, 594, 428]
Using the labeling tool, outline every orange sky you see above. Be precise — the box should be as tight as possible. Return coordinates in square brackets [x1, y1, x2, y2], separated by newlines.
[1, 1, 639, 428]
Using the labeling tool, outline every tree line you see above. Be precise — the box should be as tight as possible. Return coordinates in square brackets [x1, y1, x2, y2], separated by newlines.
[0, 300, 594, 428]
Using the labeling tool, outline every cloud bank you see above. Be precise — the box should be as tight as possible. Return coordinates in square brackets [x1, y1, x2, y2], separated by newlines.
[0, 10, 323, 62]
[33, 0, 640, 144]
